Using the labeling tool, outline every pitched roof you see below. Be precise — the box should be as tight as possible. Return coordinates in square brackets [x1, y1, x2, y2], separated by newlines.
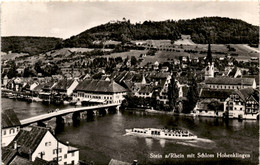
[205, 77, 255, 86]
[108, 159, 131, 165]
[243, 75, 259, 85]
[2, 109, 21, 128]
[33, 157, 58, 165]
[8, 126, 48, 155]
[10, 155, 33, 165]
[2, 147, 17, 165]
[234, 88, 259, 102]
[200, 89, 234, 100]
[52, 79, 74, 91]
[138, 85, 154, 94]
[75, 79, 127, 93]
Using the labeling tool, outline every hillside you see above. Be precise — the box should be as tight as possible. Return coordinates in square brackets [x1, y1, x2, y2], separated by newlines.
[1, 17, 258, 55]
[64, 17, 258, 47]
[1, 36, 62, 55]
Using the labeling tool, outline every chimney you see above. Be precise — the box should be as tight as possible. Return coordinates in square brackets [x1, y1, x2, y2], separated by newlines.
[13, 141, 17, 150]
[66, 141, 70, 150]
[29, 149, 32, 161]
[132, 160, 138, 165]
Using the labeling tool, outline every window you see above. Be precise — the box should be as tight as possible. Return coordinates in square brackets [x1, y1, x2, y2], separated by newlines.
[17, 128, 19, 132]
[72, 152, 75, 157]
[64, 162, 67, 165]
[45, 142, 48, 146]
[53, 149, 56, 154]
[72, 160, 75, 165]
[9, 129, 15, 134]
[64, 154, 67, 159]
[58, 148, 62, 153]
[58, 156, 62, 161]
[3, 130, 6, 135]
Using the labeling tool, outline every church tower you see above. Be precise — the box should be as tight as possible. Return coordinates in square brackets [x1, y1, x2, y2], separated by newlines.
[205, 43, 214, 79]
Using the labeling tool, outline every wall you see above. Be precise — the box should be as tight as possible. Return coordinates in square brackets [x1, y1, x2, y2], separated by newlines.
[1, 126, 20, 147]
[32, 131, 79, 165]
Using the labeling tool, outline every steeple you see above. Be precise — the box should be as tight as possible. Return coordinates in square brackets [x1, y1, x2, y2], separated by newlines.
[206, 43, 212, 65]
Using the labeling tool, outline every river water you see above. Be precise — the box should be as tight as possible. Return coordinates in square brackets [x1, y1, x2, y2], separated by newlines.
[2, 98, 259, 165]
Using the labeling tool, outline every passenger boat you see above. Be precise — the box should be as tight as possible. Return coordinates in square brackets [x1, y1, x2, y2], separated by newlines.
[125, 128, 197, 140]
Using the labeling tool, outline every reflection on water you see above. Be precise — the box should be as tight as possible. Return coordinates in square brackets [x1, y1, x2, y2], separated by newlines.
[2, 98, 259, 165]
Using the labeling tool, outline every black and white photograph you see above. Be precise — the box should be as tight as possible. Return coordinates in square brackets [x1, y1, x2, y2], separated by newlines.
[1, 1, 259, 165]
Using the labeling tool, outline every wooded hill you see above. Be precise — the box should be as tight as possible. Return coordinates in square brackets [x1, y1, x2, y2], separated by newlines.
[1, 17, 258, 55]
[1, 36, 62, 55]
[64, 17, 258, 47]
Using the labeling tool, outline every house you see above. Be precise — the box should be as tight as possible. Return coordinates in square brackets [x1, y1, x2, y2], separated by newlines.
[7, 126, 79, 164]
[16, 66, 25, 75]
[3, 75, 9, 87]
[204, 77, 256, 90]
[73, 79, 127, 104]
[52, 79, 79, 96]
[161, 66, 169, 72]
[135, 85, 154, 98]
[195, 89, 234, 117]
[224, 88, 259, 120]
[2, 109, 21, 147]
[153, 61, 159, 70]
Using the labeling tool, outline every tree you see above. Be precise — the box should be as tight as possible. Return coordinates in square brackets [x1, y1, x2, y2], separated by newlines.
[208, 100, 223, 111]
[167, 75, 179, 110]
[23, 67, 35, 77]
[131, 56, 137, 66]
[7, 61, 17, 78]
[184, 77, 199, 113]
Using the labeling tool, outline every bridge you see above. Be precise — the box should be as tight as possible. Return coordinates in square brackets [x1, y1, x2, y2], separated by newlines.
[20, 103, 120, 126]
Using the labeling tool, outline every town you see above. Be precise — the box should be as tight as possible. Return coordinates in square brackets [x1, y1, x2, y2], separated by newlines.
[1, 16, 259, 165]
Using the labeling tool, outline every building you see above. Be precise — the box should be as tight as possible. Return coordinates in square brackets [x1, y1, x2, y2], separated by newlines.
[73, 79, 127, 104]
[135, 85, 154, 98]
[204, 62, 214, 79]
[224, 88, 259, 119]
[204, 77, 256, 90]
[7, 126, 79, 164]
[195, 89, 234, 117]
[2, 109, 21, 147]
[52, 79, 79, 96]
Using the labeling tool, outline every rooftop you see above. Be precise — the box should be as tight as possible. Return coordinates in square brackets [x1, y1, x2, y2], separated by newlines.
[52, 79, 75, 91]
[234, 88, 259, 102]
[205, 77, 255, 86]
[108, 159, 132, 165]
[2, 109, 21, 128]
[8, 126, 49, 155]
[75, 79, 127, 93]
[200, 88, 234, 100]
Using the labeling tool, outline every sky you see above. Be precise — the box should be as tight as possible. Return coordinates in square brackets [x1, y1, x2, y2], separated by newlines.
[1, 1, 259, 39]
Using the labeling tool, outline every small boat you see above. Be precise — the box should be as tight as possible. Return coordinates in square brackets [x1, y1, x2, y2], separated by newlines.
[125, 128, 197, 140]
[63, 100, 70, 105]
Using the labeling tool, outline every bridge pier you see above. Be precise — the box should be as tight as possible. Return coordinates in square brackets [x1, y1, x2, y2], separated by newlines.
[98, 108, 107, 116]
[72, 112, 81, 126]
[55, 116, 65, 133]
[108, 107, 117, 114]
[87, 110, 94, 117]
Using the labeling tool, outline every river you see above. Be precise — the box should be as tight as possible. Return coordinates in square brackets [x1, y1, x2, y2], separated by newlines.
[2, 98, 259, 165]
